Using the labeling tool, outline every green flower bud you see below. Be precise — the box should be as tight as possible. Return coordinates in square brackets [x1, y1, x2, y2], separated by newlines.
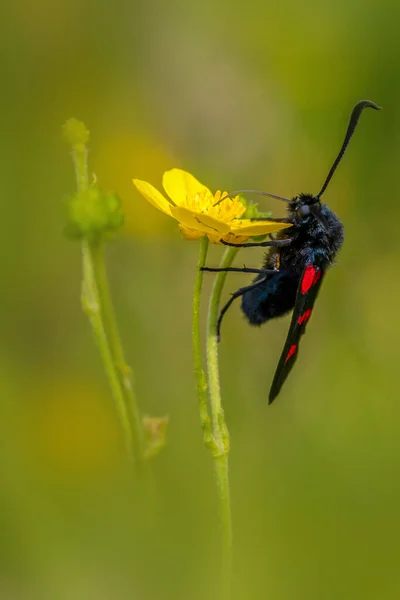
[62, 118, 90, 149]
[64, 186, 124, 241]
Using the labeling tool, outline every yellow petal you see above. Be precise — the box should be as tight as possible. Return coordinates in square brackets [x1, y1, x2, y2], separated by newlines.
[230, 220, 292, 236]
[195, 212, 230, 234]
[162, 169, 211, 207]
[133, 179, 172, 216]
[170, 206, 223, 234]
[179, 224, 205, 241]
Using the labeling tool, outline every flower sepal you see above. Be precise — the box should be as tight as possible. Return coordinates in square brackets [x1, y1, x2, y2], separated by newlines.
[239, 195, 271, 221]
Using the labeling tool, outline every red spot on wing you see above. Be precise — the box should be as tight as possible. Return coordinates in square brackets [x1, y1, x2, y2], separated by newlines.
[301, 265, 321, 294]
[285, 344, 297, 364]
[313, 269, 322, 285]
[297, 308, 313, 325]
[301, 265, 316, 294]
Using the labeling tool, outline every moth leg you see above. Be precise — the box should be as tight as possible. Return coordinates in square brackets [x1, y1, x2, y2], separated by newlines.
[201, 267, 277, 275]
[216, 276, 270, 341]
[220, 238, 292, 249]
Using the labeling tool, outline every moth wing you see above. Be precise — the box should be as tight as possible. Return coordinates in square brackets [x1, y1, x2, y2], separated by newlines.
[268, 262, 326, 404]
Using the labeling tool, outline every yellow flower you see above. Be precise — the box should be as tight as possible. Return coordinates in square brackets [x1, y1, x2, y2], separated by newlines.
[133, 168, 291, 244]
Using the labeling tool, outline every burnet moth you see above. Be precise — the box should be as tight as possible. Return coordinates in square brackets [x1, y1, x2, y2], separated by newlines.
[203, 100, 380, 403]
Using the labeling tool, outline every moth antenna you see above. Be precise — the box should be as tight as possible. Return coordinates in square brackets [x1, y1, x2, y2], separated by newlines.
[316, 100, 381, 200]
[214, 189, 290, 207]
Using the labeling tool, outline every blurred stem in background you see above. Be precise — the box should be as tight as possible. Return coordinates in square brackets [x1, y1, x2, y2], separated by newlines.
[81, 240, 144, 468]
[63, 119, 146, 473]
[193, 241, 238, 600]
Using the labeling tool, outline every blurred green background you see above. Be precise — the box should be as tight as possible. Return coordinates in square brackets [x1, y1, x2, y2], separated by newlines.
[1, 0, 399, 598]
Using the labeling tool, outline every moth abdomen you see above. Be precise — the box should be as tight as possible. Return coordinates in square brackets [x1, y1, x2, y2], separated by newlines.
[241, 270, 299, 325]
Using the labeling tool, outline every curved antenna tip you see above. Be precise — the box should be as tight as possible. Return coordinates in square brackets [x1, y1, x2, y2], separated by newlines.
[358, 100, 382, 111]
[317, 100, 381, 199]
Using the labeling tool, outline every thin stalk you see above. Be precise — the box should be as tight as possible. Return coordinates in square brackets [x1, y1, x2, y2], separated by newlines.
[71, 139, 144, 468]
[92, 243, 146, 466]
[206, 245, 239, 600]
[81, 240, 135, 460]
[192, 236, 213, 447]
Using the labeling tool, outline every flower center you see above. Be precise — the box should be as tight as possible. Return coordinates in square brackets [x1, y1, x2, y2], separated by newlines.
[185, 190, 246, 224]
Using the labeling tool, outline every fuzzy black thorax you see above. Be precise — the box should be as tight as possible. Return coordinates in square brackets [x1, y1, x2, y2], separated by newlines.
[277, 194, 345, 271]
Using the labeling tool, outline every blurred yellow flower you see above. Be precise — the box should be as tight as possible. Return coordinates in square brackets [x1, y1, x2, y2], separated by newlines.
[133, 168, 291, 244]
[20, 380, 123, 481]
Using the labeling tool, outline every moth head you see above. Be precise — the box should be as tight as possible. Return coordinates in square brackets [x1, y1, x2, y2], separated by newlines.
[294, 194, 320, 219]
[297, 203, 310, 218]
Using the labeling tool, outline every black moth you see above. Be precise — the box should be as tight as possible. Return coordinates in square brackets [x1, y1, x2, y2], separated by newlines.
[203, 100, 380, 403]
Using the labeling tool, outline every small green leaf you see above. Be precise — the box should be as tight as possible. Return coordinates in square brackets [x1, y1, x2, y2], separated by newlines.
[239, 194, 272, 220]
[143, 416, 169, 459]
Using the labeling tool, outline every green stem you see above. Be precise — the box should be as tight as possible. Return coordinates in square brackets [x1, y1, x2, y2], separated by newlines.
[206, 245, 239, 600]
[81, 240, 135, 461]
[207, 246, 238, 442]
[192, 236, 213, 447]
[71, 140, 144, 468]
[92, 243, 145, 466]
[192, 241, 237, 596]
[72, 144, 89, 191]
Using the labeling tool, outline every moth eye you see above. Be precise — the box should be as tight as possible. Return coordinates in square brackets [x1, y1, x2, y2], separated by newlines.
[298, 204, 310, 218]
